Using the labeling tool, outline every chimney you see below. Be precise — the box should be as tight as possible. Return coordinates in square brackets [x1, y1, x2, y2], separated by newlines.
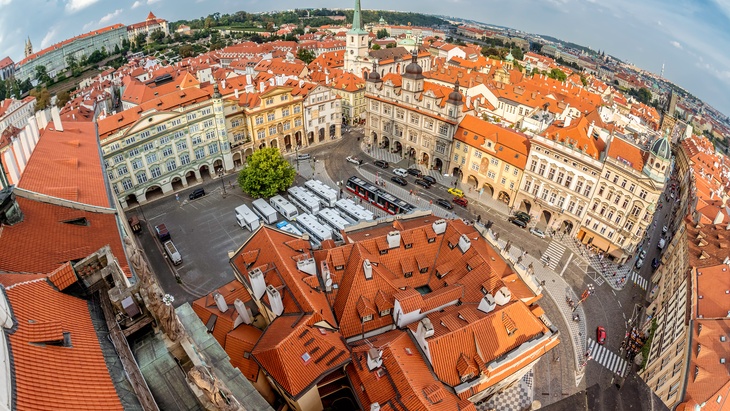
[366, 348, 383, 370]
[259, 82, 265, 93]
[296, 257, 317, 275]
[266, 285, 284, 317]
[494, 286, 511, 306]
[234, 298, 253, 325]
[62, 332, 72, 347]
[478, 292, 497, 313]
[221, 79, 226, 89]
[417, 318, 434, 339]
[213, 292, 228, 312]
[363, 259, 373, 279]
[370, 404, 381, 411]
[714, 211, 724, 225]
[386, 231, 401, 248]
[458, 234, 471, 253]
[248, 268, 267, 299]
[246, 74, 252, 84]
[50, 107, 63, 132]
[587, 120, 595, 137]
[432, 219, 447, 235]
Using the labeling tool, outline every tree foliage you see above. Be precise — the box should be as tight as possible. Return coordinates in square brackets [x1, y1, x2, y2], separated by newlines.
[237, 147, 295, 198]
[371, 44, 381, 51]
[376, 29, 389, 39]
[35, 65, 51, 85]
[297, 48, 316, 64]
[150, 29, 166, 43]
[30, 88, 51, 110]
[56, 90, 70, 108]
[547, 68, 567, 82]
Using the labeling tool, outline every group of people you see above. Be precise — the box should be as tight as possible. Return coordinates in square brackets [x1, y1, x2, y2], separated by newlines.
[622, 327, 647, 361]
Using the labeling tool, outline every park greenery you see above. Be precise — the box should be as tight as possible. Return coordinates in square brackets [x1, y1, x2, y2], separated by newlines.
[237, 147, 296, 198]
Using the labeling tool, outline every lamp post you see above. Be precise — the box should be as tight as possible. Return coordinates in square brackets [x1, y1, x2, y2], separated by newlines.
[217, 168, 227, 197]
[294, 144, 300, 171]
[573, 283, 595, 311]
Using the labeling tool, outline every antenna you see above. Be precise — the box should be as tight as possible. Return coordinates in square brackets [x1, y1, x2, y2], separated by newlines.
[660, 62, 665, 79]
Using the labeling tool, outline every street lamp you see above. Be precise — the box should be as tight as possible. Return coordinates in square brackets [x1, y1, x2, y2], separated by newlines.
[294, 144, 300, 171]
[217, 168, 227, 197]
[573, 283, 595, 311]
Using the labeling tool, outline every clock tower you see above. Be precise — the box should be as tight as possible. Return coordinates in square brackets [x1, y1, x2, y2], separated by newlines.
[345, 0, 369, 74]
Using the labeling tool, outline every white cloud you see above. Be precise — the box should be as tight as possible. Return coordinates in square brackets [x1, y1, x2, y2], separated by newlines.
[82, 20, 95, 30]
[40, 26, 59, 48]
[99, 8, 122, 24]
[0, 0, 12, 5]
[670, 40, 682, 50]
[65, 0, 99, 12]
[147, 0, 162, 4]
[131, 0, 142, 8]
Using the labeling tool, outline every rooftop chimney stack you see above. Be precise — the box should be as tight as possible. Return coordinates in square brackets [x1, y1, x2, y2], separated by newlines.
[234, 299, 253, 325]
[51, 106, 64, 132]
[213, 292, 229, 312]
[266, 285, 284, 317]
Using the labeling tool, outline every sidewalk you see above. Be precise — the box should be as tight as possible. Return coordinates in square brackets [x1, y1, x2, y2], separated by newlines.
[562, 234, 632, 291]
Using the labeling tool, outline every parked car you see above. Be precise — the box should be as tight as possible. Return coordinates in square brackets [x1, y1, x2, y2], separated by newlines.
[422, 175, 436, 185]
[662, 225, 668, 233]
[513, 211, 531, 222]
[390, 176, 407, 186]
[346, 156, 363, 165]
[529, 227, 546, 238]
[635, 258, 644, 269]
[296, 153, 311, 160]
[453, 197, 468, 207]
[393, 168, 409, 178]
[374, 160, 389, 169]
[407, 168, 422, 177]
[596, 326, 607, 345]
[639, 250, 647, 259]
[414, 179, 431, 188]
[189, 187, 206, 200]
[508, 217, 527, 228]
[651, 257, 660, 270]
[154, 224, 171, 242]
[448, 187, 464, 198]
[436, 199, 453, 209]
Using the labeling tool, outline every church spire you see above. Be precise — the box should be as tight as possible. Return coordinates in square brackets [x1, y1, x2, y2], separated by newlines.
[348, 0, 367, 34]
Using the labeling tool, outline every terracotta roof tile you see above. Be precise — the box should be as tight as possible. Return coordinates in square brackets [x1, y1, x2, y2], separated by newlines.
[47, 262, 77, 290]
[607, 136, 645, 172]
[6, 280, 124, 410]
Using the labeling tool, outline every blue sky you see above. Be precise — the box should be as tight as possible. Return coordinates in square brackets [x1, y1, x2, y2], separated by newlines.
[0, 0, 729, 117]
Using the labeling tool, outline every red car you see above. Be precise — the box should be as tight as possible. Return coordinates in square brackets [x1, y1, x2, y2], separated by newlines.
[453, 197, 468, 207]
[596, 326, 607, 345]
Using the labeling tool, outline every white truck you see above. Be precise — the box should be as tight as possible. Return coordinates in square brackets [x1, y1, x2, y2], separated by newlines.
[252, 198, 278, 224]
[163, 241, 182, 265]
[235, 204, 260, 231]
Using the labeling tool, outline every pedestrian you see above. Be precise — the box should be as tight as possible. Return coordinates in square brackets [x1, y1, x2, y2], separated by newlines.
[175, 193, 179, 202]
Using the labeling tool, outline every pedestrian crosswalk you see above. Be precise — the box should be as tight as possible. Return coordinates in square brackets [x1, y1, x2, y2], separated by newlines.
[587, 338, 629, 377]
[541, 241, 566, 270]
[631, 270, 649, 291]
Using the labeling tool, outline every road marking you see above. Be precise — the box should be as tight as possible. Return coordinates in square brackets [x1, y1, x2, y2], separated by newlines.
[587, 338, 629, 377]
[612, 290, 616, 296]
[617, 300, 622, 308]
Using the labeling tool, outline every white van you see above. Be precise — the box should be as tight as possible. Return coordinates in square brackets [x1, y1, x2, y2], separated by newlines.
[235, 204, 260, 231]
[163, 241, 182, 265]
[393, 168, 408, 178]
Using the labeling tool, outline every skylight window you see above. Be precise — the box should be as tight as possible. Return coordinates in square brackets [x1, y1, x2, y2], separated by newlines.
[301, 352, 311, 363]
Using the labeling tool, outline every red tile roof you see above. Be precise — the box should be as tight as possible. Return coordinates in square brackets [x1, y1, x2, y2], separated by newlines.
[252, 313, 349, 399]
[606, 136, 645, 172]
[542, 113, 606, 160]
[6, 279, 124, 410]
[19, 121, 109, 208]
[18, 24, 125, 66]
[455, 115, 530, 169]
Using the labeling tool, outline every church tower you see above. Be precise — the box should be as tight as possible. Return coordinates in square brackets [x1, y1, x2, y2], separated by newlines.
[643, 131, 671, 183]
[24, 37, 33, 58]
[345, 0, 369, 74]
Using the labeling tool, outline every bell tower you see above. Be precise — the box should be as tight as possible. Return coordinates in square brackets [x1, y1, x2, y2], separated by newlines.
[345, 0, 369, 74]
[24, 37, 33, 58]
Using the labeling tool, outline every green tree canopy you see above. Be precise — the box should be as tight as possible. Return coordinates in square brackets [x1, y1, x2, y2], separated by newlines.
[371, 44, 381, 51]
[237, 147, 296, 198]
[376, 28, 388, 39]
[30, 88, 51, 110]
[547, 68, 567, 82]
[35, 65, 51, 85]
[56, 90, 70, 108]
[297, 48, 316, 64]
[150, 29, 166, 43]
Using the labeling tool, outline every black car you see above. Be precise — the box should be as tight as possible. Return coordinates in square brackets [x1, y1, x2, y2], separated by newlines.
[390, 176, 407, 186]
[374, 160, 389, 169]
[414, 179, 431, 188]
[407, 168, 422, 177]
[422, 175, 437, 185]
[513, 211, 531, 222]
[651, 258, 660, 270]
[508, 217, 527, 228]
[189, 188, 206, 200]
[436, 198, 453, 209]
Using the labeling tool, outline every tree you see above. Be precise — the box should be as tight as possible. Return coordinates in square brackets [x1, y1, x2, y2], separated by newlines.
[134, 33, 148, 47]
[179, 45, 194, 58]
[385, 42, 396, 48]
[237, 147, 295, 198]
[511, 47, 524, 61]
[150, 29, 166, 44]
[637, 88, 652, 105]
[66, 55, 78, 70]
[297, 48, 316, 64]
[547, 68, 567, 82]
[30, 88, 51, 110]
[56, 90, 70, 108]
[34, 65, 51, 85]
[371, 44, 381, 50]
[376, 28, 388, 39]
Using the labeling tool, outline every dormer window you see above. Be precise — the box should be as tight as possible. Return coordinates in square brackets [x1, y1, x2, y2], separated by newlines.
[460, 373, 473, 383]
[404, 272, 413, 278]
[419, 267, 428, 274]
[428, 237, 436, 243]
[405, 243, 413, 249]
[362, 314, 373, 323]
[380, 249, 388, 255]
[380, 309, 391, 317]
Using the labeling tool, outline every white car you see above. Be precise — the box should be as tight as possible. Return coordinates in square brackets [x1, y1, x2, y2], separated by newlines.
[635, 258, 644, 269]
[639, 250, 647, 259]
[393, 168, 409, 178]
[662, 225, 668, 233]
[346, 156, 362, 165]
[529, 227, 546, 238]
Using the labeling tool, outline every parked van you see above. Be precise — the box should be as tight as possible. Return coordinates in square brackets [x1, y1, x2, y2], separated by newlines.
[163, 240, 182, 265]
[235, 204, 260, 231]
[252, 198, 278, 224]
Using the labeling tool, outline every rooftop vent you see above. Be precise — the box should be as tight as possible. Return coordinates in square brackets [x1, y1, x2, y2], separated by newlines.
[363, 259, 372, 279]
[458, 234, 471, 253]
[494, 286, 511, 306]
[386, 231, 401, 248]
[213, 292, 228, 313]
[432, 219, 447, 235]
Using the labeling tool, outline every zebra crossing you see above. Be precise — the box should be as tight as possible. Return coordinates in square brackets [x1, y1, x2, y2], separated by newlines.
[630, 270, 649, 290]
[587, 338, 629, 377]
[541, 241, 566, 270]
